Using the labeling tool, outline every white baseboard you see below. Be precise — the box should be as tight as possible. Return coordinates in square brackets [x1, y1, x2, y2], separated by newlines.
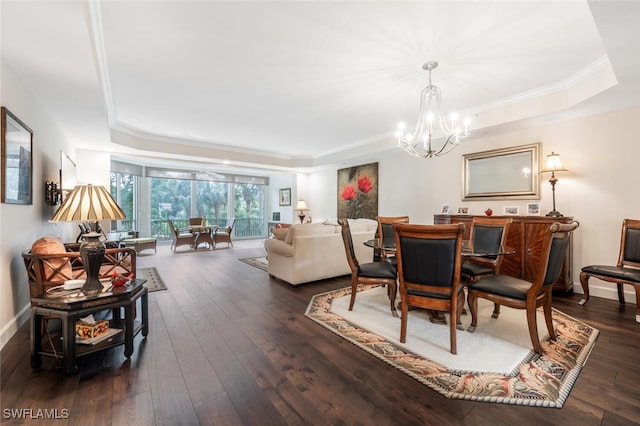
[571, 281, 637, 305]
[0, 303, 31, 351]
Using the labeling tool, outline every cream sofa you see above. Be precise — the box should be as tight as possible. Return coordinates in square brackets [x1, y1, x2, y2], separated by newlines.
[265, 219, 377, 285]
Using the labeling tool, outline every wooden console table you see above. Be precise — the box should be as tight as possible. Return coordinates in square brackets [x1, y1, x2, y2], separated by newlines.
[30, 279, 148, 374]
[434, 214, 575, 292]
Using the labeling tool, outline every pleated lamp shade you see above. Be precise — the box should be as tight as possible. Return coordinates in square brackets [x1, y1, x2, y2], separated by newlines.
[50, 184, 126, 222]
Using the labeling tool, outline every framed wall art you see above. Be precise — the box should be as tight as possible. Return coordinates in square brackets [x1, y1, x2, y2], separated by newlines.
[1, 107, 33, 205]
[279, 188, 291, 206]
[337, 162, 378, 219]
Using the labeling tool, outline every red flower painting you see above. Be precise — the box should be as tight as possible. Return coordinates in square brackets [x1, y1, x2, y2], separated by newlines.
[341, 185, 357, 201]
[358, 176, 372, 193]
[337, 163, 378, 219]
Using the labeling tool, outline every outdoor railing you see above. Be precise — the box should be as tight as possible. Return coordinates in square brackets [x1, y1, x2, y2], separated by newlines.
[148, 218, 266, 242]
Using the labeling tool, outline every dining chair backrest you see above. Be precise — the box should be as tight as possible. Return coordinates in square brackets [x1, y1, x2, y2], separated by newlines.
[468, 217, 512, 265]
[338, 218, 359, 272]
[620, 219, 640, 266]
[541, 222, 577, 288]
[394, 223, 464, 289]
[377, 216, 409, 249]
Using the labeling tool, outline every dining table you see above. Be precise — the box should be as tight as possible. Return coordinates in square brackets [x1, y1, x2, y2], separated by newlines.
[363, 238, 516, 324]
[189, 224, 218, 249]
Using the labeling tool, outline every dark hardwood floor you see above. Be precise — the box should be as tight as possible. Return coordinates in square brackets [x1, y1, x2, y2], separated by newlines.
[2, 240, 639, 425]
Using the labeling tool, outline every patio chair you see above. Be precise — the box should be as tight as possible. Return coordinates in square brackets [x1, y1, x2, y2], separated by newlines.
[214, 219, 236, 247]
[168, 219, 195, 252]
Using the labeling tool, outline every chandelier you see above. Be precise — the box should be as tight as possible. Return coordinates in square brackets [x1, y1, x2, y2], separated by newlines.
[396, 61, 470, 158]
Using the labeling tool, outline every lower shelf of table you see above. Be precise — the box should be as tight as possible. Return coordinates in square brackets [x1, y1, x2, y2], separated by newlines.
[36, 320, 143, 359]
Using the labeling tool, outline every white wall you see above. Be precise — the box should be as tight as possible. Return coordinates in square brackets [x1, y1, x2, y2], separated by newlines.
[0, 61, 76, 347]
[267, 172, 296, 224]
[308, 107, 640, 303]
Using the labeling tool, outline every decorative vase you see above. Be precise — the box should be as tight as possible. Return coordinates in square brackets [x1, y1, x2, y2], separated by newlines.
[485, 208, 493, 216]
[80, 232, 106, 296]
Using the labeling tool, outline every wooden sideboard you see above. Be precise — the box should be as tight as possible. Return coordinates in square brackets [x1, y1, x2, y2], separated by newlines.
[434, 214, 575, 292]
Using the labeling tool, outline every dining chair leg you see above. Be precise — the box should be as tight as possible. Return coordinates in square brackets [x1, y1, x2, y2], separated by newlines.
[543, 290, 556, 342]
[388, 281, 398, 317]
[348, 278, 358, 311]
[526, 305, 543, 354]
[492, 303, 501, 318]
[400, 300, 409, 343]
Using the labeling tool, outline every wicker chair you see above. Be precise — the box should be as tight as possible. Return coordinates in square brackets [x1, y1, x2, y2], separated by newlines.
[168, 219, 195, 252]
[214, 219, 236, 247]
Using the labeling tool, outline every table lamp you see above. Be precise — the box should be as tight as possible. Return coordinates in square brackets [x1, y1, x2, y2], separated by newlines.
[540, 152, 568, 217]
[50, 184, 126, 295]
[294, 199, 309, 224]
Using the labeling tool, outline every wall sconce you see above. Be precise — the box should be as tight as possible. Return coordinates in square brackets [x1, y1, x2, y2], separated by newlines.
[44, 181, 60, 206]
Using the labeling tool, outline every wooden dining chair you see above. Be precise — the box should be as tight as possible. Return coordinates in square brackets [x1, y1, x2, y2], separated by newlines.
[376, 216, 409, 267]
[580, 218, 640, 323]
[338, 218, 398, 317]
[461, 217, 512, 316]
[467, 221, 579, 354]
[393, 222, 465, 354]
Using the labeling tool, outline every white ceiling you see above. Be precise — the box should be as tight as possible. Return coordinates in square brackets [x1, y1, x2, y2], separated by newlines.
[2, 1, 639, 172]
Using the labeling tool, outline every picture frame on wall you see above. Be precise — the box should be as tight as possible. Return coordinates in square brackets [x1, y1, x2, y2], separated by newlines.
[527, 202, 541, 216]
[337, 162, 378, 219]
[279, 188, 291, 206]
[504, 206, 520, 215]
[1, 107, 33, 205]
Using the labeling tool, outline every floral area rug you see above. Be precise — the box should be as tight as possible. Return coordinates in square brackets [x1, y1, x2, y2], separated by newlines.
[305, 285, 599, 407]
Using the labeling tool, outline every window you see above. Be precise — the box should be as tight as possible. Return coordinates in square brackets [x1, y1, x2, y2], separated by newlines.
[110, 172, 137, 231]
[112, 161, 269, 241]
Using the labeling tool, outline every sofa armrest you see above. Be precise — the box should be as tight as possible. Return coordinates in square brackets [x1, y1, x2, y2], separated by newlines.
[265, 239, 295, 256]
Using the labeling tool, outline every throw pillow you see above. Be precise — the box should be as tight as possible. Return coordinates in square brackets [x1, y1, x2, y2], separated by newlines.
[31, 236, 73, 283]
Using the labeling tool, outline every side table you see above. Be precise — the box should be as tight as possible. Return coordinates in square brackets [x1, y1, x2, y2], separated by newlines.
[30, 279, 148, 374]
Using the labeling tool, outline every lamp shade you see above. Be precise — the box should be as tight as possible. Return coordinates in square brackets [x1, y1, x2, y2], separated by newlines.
[540, 152, 568, 173]
[50, 184, 126, 222]
[294, 199, 309, 211]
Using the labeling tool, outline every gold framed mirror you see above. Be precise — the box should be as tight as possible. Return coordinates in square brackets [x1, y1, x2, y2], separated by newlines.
[463, 143, 540, 200]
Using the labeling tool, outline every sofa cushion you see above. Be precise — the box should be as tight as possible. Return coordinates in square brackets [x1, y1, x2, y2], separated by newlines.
[284, 223, 337, 244]
[349, 218, 377, 233]
[31, 236, 72, 283]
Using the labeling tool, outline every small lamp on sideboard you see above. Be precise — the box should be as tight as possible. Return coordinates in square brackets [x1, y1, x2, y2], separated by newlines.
[540, 152, 568, 217]
[294, 199, 309, 224]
